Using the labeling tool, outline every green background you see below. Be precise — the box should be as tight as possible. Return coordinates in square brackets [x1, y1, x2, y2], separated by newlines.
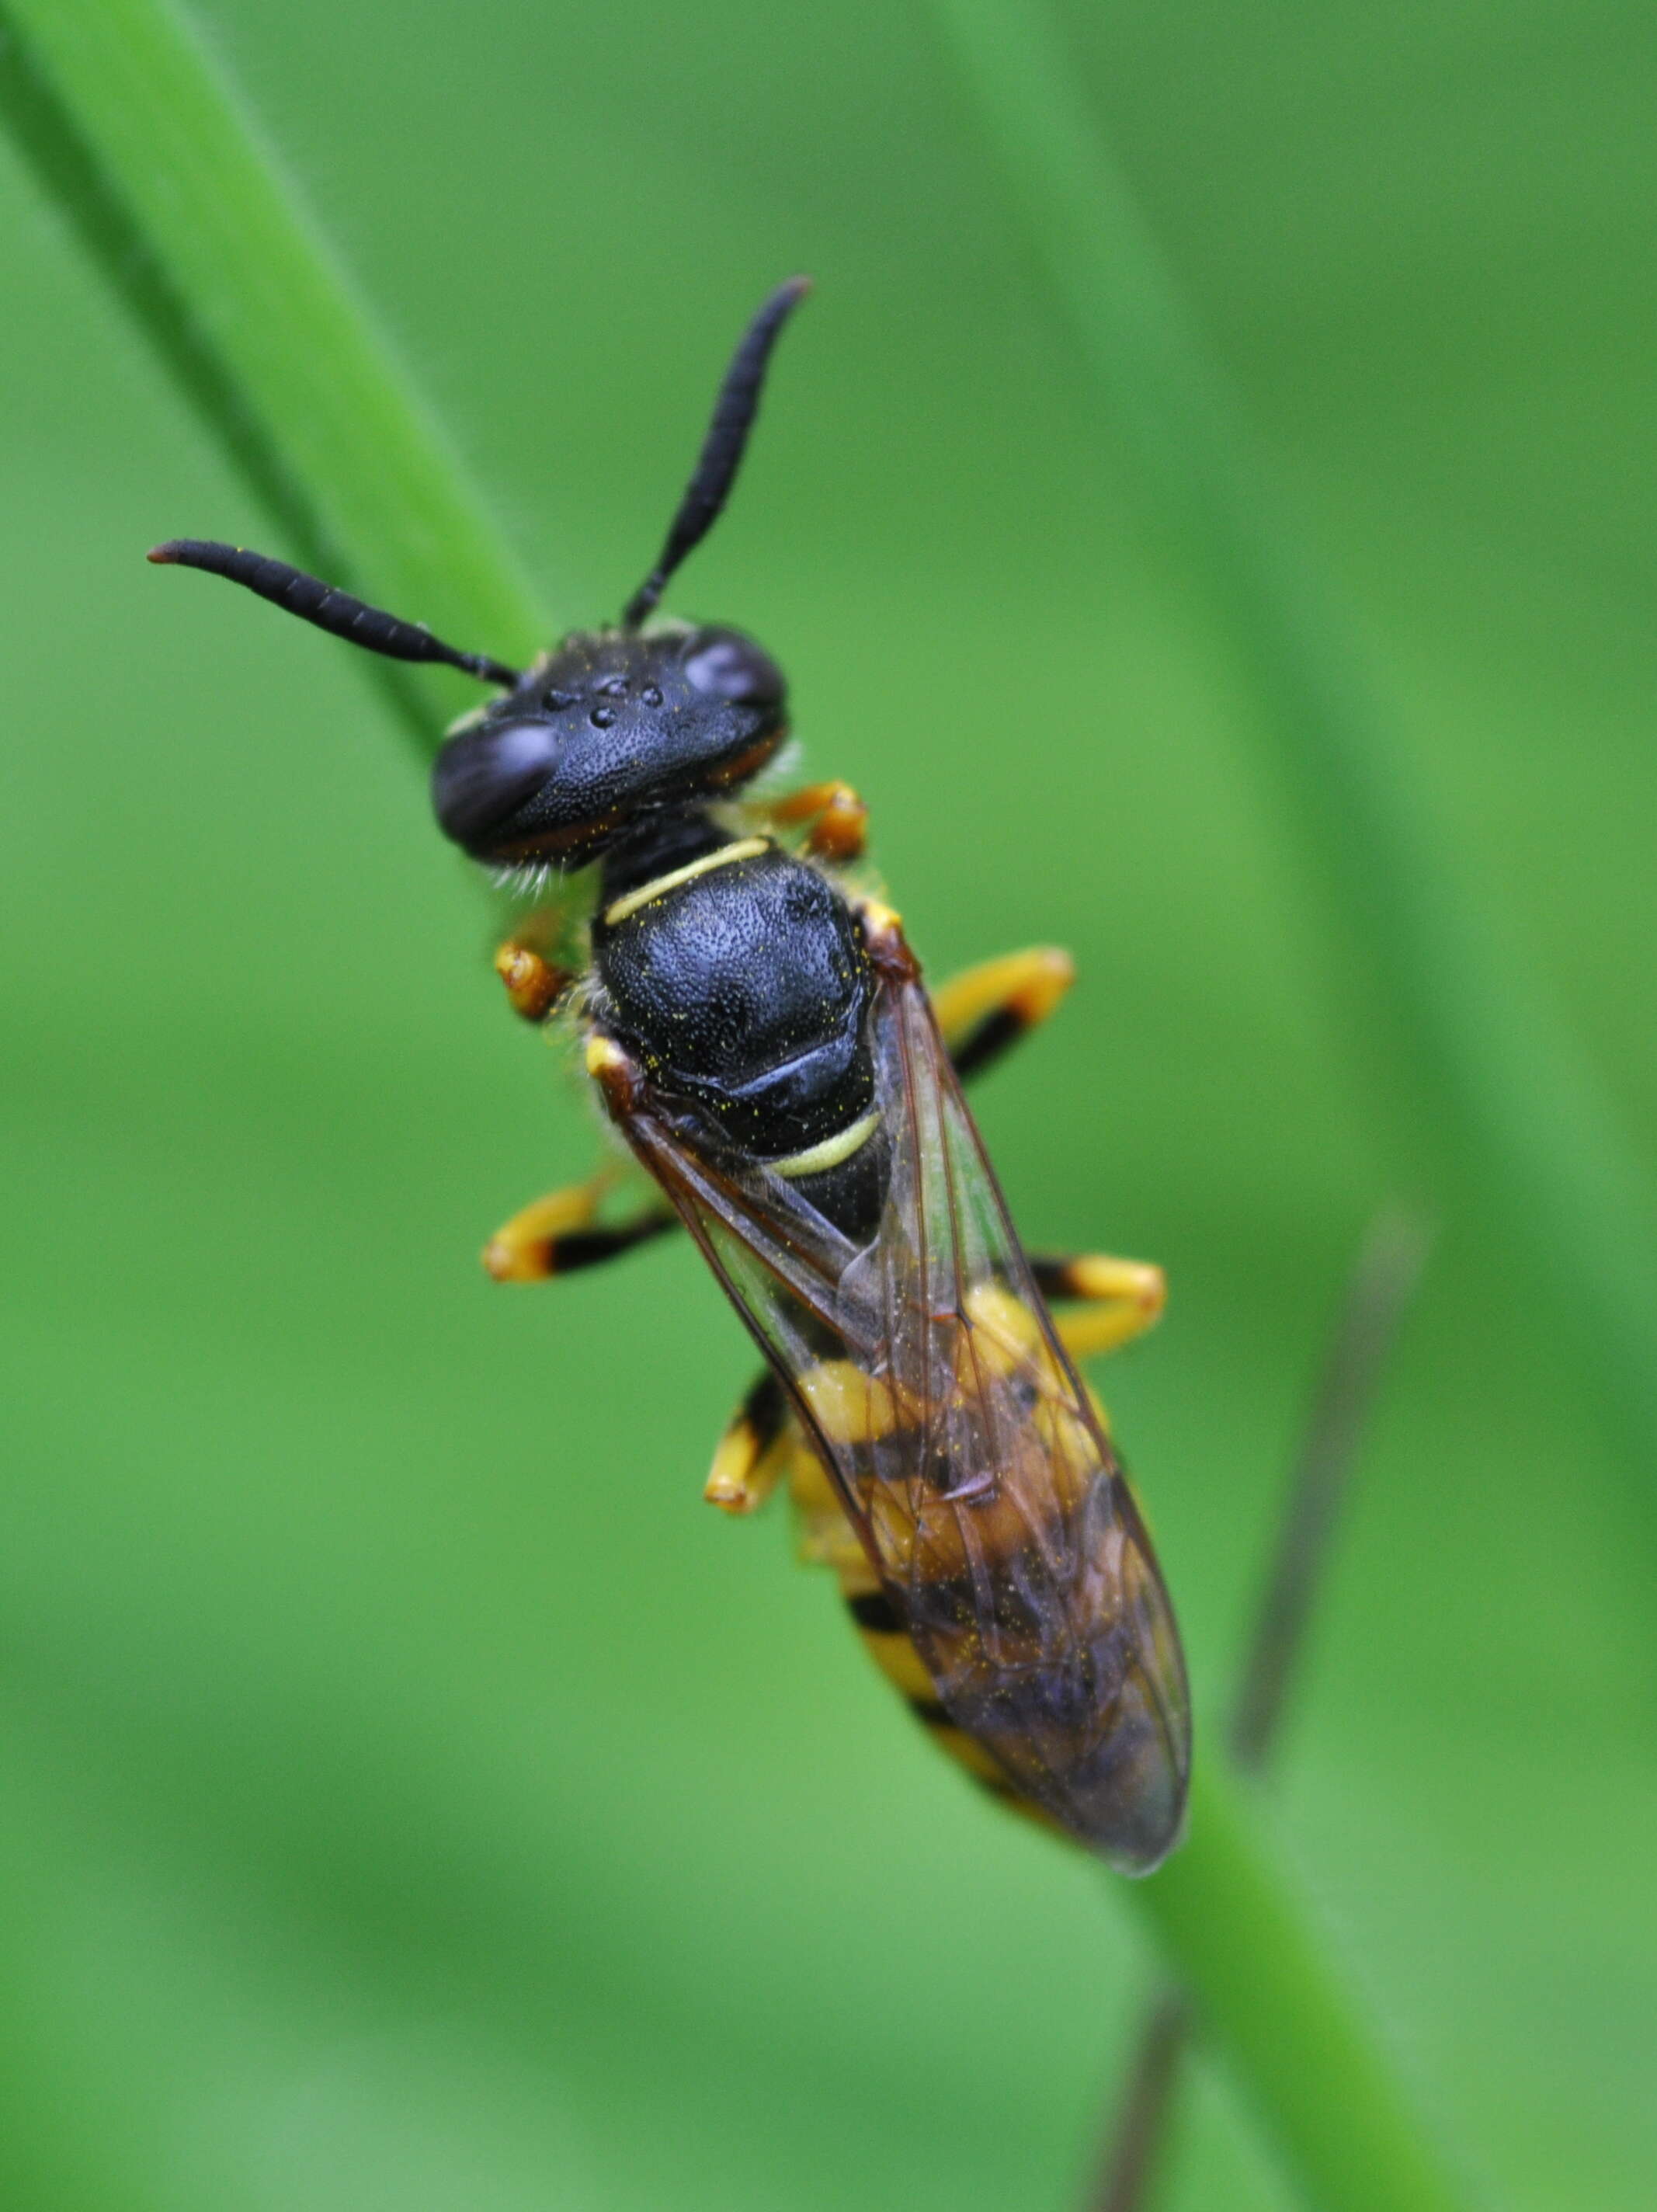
[3, 2, 1654, 2206]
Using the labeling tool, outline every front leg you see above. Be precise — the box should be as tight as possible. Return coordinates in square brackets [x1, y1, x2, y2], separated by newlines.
[491, 909, 580, 1024]
[752, 778, 869, 861]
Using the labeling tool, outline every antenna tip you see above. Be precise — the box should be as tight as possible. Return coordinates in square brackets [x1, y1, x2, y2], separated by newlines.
[146, 542, 182, 564]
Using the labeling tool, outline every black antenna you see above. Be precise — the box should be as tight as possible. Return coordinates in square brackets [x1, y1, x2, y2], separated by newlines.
[147, 541, 520, 687]
[621, 275, 811, 631]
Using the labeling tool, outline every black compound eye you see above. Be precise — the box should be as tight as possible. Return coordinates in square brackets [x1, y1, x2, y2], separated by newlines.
[431, 717, 564, 849]
[683, 628, 786, 715]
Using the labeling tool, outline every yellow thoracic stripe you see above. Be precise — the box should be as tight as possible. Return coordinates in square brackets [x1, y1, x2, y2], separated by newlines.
[601, 837, 769, 927]
[769, 1108, 881, 1180]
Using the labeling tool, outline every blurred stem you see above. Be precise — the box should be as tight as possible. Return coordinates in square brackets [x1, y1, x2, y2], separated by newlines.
[928, 0, 1657, 1530]
[1230, 1209, 1433, 1773]
[0, 9, 1472, 2206]
[1094, 1209, 1433, 2211]
[0, 0, 547, 745]
[1093, 1987, 1189, 2212]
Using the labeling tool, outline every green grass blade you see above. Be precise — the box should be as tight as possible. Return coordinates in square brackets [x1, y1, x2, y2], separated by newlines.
[0, 0, 547, 742]
[1128, 1762, 1470, 2212]
[929, 0, 1657, 1518]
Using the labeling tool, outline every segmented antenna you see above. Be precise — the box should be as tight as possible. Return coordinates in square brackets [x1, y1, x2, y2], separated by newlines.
[621, 276, 811, 631]
[147, 541, 521, 687]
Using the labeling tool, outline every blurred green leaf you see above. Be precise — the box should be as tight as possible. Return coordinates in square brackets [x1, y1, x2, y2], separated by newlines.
[0, 0, 546, 745]
[929, 0, 1657, 1531]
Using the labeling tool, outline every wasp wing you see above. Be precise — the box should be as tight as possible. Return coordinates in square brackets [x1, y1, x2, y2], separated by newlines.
[610, 959, 1190, 1873]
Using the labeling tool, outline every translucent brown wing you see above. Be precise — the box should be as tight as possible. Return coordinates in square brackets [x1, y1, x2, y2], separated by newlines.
[601, 946, 1190, 1873]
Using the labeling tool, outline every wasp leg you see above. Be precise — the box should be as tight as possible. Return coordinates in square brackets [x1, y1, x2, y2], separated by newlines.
[491, 913, 579, 1024]
[754, 778, 869, 862]
[930, 947, 1076, 1083]
[494, 941, 576, 1022]
[483, 1174, 676, 1283]
[704, 1372, 794, 1514]
[1033, 1253, 1166, 1362]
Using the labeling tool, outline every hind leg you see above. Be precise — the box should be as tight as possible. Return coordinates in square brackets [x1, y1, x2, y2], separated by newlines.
[704, 1372, 795, 1515]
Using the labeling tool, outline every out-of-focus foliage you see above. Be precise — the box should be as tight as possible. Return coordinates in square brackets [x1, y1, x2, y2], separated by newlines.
[1, 3, 1652, 2208]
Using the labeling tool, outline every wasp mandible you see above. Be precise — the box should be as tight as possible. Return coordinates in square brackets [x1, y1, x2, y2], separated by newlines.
[151, 280, 1191, 1872]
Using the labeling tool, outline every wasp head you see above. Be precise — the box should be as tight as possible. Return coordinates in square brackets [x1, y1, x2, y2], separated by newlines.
[429, 624, 787, 871]
[149, 277, 809, 881]
[434, 272, 810, 875]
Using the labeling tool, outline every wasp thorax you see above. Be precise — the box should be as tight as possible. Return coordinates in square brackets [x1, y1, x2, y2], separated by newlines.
[429, 624, 787, 869]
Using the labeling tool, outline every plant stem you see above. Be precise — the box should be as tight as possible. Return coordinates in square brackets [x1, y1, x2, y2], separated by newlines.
[927, 0, 1657, 1533]
[1093, 1210, 1433, 2210]
[1093, 1987, 1189, 2212]
[1121, 1760, 1468, 2212]
[1229, 1209, 1433, 1775]
[0, 0, 547, 743]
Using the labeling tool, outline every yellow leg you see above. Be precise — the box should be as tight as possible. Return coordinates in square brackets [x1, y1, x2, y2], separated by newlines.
[930, 947, 1076, 1083]
[1033, 1253, 1166, 1363]
[492, 907, 578, 1023]
[704, 1372, 793, 1514]
[483, 1171, 676, 1282]
[754, 778, 869, 861]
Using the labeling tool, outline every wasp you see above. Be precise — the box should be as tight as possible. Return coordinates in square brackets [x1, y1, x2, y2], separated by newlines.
[151, 279, 1191, 1872]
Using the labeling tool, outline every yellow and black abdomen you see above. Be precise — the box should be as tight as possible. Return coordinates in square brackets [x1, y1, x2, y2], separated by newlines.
[785, 1438, 1052, 1824]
